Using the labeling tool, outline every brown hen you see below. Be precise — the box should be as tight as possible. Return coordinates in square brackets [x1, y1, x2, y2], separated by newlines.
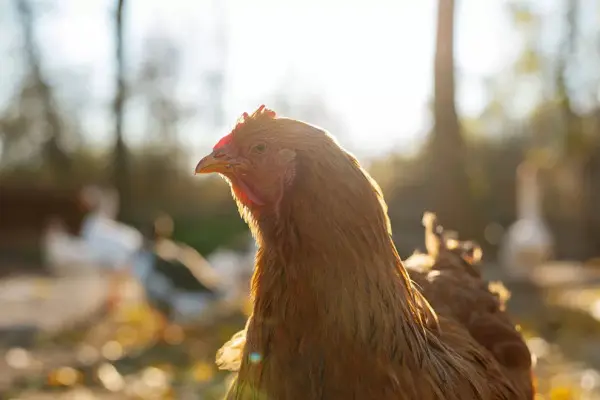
[195, 106, 534, 400]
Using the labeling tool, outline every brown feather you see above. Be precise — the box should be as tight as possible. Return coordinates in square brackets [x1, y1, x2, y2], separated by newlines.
[211, 110, 533, 400]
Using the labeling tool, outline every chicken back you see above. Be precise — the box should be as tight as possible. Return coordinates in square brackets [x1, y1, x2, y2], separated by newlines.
[406, 213, 534, 399]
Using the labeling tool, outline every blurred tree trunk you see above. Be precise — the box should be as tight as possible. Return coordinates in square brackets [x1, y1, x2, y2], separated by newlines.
[16, 0, 71, 182]
[556, 0, 591, 259]
[592, 32, 600, 255]
[429, 0, 476, 236]
[113, 0, 130, 219]
[590, 129, 600, 255]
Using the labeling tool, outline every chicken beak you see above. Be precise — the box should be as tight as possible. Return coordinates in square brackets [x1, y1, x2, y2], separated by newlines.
[195, 151, 235, 174]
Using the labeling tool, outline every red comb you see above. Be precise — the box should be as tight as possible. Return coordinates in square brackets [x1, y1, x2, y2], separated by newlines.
[213, 106, 276, 149]
[213, 132, 233, 150]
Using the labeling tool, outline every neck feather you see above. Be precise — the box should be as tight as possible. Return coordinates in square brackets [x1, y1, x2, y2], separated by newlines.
[232, 151, 491, 400]
[249, 155, 436, 362]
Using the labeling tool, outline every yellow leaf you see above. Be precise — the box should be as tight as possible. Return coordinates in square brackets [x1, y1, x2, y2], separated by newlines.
[192, 361, 215, 382]
[48, 366, 81, 386]
[549, 386, 576, 400]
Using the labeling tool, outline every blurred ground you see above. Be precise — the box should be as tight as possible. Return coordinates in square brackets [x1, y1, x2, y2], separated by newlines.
[489, 264, 600, 400]
[0, 264, 597, 399]
[0, 272, 246, 400]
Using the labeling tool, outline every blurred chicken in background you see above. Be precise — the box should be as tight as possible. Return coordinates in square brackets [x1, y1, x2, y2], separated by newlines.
[43, 185, 255, 323]
[501, 162, 554, 281]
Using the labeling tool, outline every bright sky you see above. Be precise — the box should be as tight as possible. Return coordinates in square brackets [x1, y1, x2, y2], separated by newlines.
[2, 0, 525, 158]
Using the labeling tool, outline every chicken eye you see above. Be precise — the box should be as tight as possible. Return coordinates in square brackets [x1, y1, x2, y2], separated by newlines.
[252, 143, 267, 154]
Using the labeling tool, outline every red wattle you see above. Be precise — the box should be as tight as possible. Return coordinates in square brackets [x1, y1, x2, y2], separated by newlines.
[233, 179, 265, 206]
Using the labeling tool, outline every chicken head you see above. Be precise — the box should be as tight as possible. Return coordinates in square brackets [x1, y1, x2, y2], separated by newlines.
[195, 105, 297, 215]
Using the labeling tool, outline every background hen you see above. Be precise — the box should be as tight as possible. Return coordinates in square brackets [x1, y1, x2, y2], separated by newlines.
[406, 212, 534, 398]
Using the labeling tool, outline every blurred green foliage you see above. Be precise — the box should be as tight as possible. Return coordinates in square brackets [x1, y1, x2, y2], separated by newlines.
[169, 214, 248, 257]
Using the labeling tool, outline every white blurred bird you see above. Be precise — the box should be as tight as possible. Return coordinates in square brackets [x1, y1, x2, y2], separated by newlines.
[43, 186, 257, 323]
[501, 162, 553, 280]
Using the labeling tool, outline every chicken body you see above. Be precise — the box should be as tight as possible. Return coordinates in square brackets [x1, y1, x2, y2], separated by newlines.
[217, 220, 534, 400]
[196, 106, 534, 400]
